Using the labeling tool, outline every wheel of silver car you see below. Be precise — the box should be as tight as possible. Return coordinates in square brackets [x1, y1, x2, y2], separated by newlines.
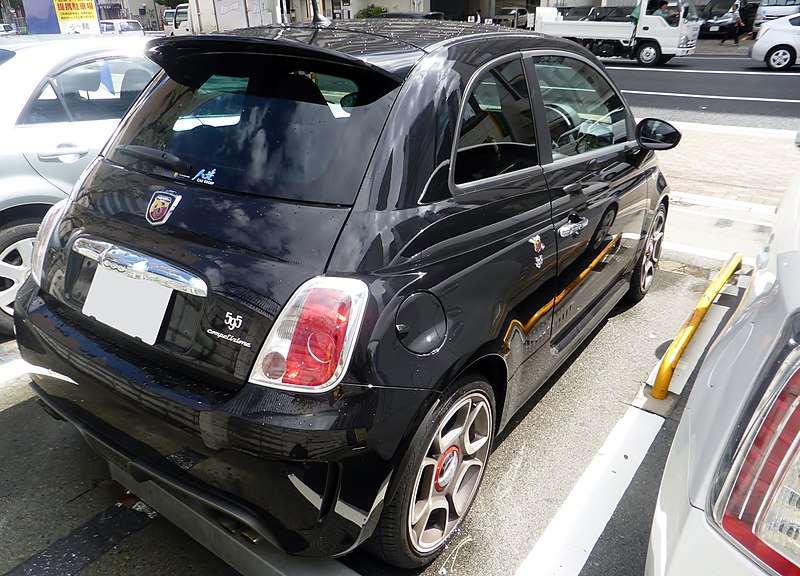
[766, 46, 796, 71]
[636, 42, 661, 66]
[367, 375, 495, 569]
[0, 220, 40, 336]
[627, 203, 666, 302]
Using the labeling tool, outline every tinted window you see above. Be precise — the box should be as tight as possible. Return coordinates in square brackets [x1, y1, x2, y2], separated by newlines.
[106, 55, 399, 205]
[454, 58, 538, 184]
[18, 57, 158, 125]
[533, 56, 627, 159]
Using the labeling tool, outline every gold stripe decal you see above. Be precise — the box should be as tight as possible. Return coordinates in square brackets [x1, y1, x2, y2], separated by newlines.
[502, 233, 622, 352]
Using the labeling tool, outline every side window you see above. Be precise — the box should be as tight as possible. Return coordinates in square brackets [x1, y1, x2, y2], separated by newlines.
[534, 56, 627, 159]
[454, 58, 538, 185]
[175, 7, 188, 26]
[18, 57, 158, 125]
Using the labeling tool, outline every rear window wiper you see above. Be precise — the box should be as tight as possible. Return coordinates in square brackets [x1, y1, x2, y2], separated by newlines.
[116, 145, 192, 176]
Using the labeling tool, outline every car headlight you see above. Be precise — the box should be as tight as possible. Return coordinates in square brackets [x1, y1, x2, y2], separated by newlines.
[30, 199, 69, 287]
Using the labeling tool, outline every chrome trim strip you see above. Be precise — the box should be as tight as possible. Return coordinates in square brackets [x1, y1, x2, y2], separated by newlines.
[73, 237, 208, 298]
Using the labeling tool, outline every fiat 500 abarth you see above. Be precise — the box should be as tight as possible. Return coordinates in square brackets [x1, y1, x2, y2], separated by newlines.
[14, 21, 680, 570]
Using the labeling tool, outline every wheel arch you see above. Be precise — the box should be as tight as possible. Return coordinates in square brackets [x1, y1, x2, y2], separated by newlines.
[0, 203, 53, 228]
[457, 353, 508, 434]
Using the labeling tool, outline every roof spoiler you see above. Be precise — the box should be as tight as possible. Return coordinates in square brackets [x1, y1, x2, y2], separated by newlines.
[145, 34, 405, 85]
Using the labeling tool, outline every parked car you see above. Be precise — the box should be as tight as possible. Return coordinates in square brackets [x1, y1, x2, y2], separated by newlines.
[647, 175, 800, 576]
[699, 0, 759, 36]
[369, 10, 445, 19]
[0, 36, 158, 335]
[15, 22, 680, 571]
[0, 23, 16, 36]
[100, 19, 145, 36]
[493, 6, 530, 26]
[750, 12, 800, 69]
[753, 0, 800, 36]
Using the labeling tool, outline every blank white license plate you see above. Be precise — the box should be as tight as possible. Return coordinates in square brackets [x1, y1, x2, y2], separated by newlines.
[83, 266, 172, 345]
[710, 25, 719, 31]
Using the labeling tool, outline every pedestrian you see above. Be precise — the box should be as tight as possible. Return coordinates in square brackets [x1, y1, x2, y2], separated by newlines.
[475, 8, 483, 22]
[720, 2, 745, 45]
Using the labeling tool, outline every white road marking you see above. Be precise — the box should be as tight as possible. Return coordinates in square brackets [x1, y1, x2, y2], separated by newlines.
[622, 89, 800, 104]
[515, 407, 663, 576]
[0, 358, 32, 388]
[666, 120, 798, 137]
[607, 66, 783, 77]
[670, 191, 777, 216]
[663, 241, 757, 267]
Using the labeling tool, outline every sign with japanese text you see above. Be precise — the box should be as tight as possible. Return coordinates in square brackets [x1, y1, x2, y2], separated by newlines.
[53, 0, 101, 33]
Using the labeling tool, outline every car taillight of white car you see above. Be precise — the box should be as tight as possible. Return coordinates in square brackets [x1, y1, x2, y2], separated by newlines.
[713, 347, 800, 573]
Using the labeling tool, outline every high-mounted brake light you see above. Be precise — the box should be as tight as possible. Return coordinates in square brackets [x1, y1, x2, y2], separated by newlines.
[716, 355, 800, 575]
[249, 277, 369, 393]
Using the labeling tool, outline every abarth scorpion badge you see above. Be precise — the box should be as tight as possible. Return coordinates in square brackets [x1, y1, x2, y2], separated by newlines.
[146, 191, 182, 226]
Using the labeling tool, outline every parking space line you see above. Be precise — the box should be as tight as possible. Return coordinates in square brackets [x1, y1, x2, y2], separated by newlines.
[670, 191, 777, 216]
[663, 241, 756, 267]
[0, 358, 31, 388]
[514, 407, 663, 576]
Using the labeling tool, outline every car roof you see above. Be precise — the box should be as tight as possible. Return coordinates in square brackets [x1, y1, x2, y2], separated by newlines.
[151, 21, 554, 77]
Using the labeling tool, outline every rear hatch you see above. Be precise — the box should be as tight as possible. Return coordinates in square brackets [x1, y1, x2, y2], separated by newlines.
[44, 36, 401, 394]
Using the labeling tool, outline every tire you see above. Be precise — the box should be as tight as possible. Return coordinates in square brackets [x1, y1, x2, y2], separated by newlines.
[636, 42, 661, 66]
[0, 220, 41, 336]
[626, 203, 666, 302]
[367, 374, 495, 569]
[766, 46, 796, 71]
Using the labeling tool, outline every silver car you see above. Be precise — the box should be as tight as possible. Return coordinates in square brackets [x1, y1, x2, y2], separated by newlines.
[0, 36, 158, 335]
[647, 176, 800, 575]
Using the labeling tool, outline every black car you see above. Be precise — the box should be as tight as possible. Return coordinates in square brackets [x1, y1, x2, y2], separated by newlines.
[14, 20, 680, 571]
[700, 0, 759, 35]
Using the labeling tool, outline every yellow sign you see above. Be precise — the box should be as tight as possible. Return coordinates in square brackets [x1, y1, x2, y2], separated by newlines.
[54, 0, 101, 32]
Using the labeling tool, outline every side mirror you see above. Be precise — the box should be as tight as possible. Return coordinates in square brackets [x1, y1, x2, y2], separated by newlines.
[636, 118, 681, 151]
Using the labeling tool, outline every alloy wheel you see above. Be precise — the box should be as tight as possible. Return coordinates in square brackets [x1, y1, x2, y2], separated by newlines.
[768, 48, 792, 70]
[408, 391, 492, 553]
[639, 209, 666, 294]
[0, 237, 35, 316]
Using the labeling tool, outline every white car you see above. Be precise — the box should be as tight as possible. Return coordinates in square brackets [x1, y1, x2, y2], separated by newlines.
[647, 176, 800, 575]
[749, 12, 800, 70]
[100, 19, 145, 36]
[0, 36, 158, 335]
[0, 23, 16, 36]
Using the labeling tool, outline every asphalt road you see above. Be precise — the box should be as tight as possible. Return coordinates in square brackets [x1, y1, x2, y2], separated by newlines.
[607, 52, 800, 130]
[1, 50, 796, 576]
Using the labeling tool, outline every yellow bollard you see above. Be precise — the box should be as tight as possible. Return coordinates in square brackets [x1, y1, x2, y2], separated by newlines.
[651, 252, 743, 400]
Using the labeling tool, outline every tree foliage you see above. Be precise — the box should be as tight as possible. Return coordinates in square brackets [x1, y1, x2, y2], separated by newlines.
[355, 4, 387, 18]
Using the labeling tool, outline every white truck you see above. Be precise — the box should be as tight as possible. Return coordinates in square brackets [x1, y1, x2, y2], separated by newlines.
[171, 0, 280, 35]
[535, 0, 702, 65]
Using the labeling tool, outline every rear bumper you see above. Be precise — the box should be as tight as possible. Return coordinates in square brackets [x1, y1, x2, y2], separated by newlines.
[15, 280, 434, 558]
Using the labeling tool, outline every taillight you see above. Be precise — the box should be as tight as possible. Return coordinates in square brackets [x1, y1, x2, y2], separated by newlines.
[716, 354, 800, 574]
[248, 277, 368, 393]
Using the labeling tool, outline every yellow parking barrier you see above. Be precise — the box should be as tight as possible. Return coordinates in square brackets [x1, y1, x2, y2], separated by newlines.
[651, 252, 743, 400]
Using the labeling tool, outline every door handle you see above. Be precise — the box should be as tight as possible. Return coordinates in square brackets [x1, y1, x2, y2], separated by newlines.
[38, 146, 90, 161]
[563, 182, 584, 194]
[558, 217, 589, 238]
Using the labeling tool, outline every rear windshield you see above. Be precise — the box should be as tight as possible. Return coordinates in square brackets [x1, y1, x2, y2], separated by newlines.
[106, 53, 400, 205]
